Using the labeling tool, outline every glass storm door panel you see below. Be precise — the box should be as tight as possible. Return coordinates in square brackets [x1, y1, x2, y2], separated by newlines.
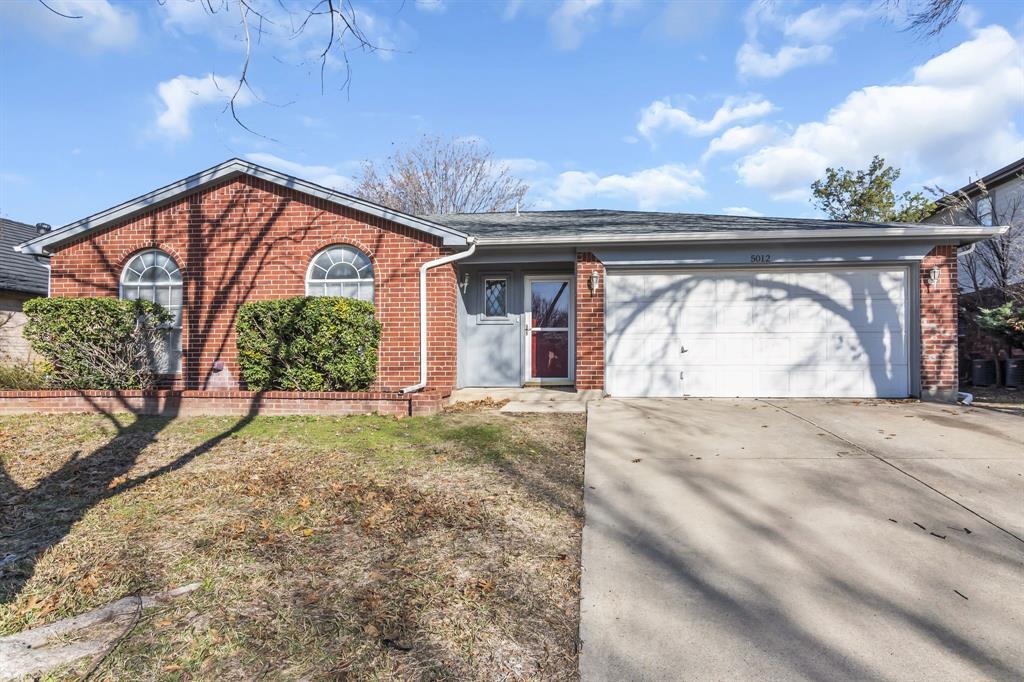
[526, 278, 572, 381]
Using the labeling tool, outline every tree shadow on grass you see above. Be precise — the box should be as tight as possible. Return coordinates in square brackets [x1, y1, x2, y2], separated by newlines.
[0, 392, 266, 606]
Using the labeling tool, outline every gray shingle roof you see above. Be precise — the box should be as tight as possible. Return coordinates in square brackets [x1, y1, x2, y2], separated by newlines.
[1, 219, 49, 295]
[427, 209, 936, 241]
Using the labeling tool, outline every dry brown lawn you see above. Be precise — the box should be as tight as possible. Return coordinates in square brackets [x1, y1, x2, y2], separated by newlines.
[0, 407, 585, 680]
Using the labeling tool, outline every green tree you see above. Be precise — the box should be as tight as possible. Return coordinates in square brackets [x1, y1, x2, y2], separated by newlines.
[978, 303, 1024, 352]
[811, 156, 935, 223]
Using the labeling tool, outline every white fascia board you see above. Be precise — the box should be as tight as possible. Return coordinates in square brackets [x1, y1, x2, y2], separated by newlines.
[15, 159, 470, 255]
[473, 224, 1008, 247]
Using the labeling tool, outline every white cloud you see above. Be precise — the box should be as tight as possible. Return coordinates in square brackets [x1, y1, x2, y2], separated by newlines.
[160, 0, 405, 63]
[503, 0, 525, 21]
[736, 43, 832, 79]
[160, 0, 212, 33]
[722, 206, 765, 217]
[244, 153, 355, 191]
[500, 158, 551, 175]
[415, 0, 446, 12]
[702, 124, 778, 162]
[784, 4, 871, 42]
[547, 164, 705, 209]
[637, 96, 776, 142]
[736, 25, 1024, 200]
[735, 1, 867, 79]
[154, 74, 253, 139]
[957, 3, 981, 29]
[549, 0, 603, 50]
[0, 0, 138, 50]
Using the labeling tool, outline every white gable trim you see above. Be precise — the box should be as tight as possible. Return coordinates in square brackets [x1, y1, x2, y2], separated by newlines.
[16, 159, 471, 255]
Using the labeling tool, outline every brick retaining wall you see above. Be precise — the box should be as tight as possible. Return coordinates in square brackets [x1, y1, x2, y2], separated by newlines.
[0, 390, 446, 418]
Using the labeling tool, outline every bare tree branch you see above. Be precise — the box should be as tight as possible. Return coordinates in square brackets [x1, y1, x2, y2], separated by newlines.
[36, 0, 82, 19]
[354, 136, 530, 215]
[888, 0, 965, 37]
[928, 174, 1024, 297]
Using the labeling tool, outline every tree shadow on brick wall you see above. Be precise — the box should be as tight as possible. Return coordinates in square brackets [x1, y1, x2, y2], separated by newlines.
[0, 181, 331, 603]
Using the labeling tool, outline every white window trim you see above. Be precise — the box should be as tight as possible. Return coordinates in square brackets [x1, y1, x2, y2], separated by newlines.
[478, 273, 512, 324]
[118, 248, 183, 375]
[305, 244, 375, 302]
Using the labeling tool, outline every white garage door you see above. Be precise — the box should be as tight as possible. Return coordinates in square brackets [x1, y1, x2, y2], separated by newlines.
[605, 267, 910, 398]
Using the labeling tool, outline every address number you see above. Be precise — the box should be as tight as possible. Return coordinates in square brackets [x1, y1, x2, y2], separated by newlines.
[750, 254, 772, 263]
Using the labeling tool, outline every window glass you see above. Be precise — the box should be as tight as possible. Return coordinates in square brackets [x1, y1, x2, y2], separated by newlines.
[977, 196, 994, 226]
[484, 278, 507, 317]
[306, 245, 374, 302]
[119, 249, 182, 373]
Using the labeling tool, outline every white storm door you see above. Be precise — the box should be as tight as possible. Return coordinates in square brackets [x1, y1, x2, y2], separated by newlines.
[524, 275, 574, 384]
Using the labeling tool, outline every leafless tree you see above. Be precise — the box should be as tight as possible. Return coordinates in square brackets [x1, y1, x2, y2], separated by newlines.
[927, 176, 1024, 297]
[354, 136, 530, 215]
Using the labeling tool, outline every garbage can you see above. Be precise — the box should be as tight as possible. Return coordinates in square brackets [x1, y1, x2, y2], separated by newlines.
[971, 359, 997, 387]
[1006, 357, 1024, 388]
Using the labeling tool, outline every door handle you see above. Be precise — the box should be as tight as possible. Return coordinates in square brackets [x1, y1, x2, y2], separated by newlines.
[680, 345, 689, 354]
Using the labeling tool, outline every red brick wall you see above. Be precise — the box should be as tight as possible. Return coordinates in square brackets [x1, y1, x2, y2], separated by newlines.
[920, 245, 959, 400]
[575, 252, 605, 390]
[48, 175, 457, 394]
[0, 389, 445, 417]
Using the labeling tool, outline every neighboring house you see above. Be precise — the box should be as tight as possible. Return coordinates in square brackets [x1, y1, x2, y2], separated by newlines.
[923, 158, 1023, 369]
[1, 218, 50, 362]
[923, 156, 1023, 293]
[15, 159, 1003, 405]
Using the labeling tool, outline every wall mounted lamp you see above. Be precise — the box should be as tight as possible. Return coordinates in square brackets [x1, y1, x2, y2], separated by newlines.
[928, 266, 941, 288]
[589, 270, 600, 293]
[459, 271, 471, 293]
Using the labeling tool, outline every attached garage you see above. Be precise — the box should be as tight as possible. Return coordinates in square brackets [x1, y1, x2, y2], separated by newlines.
[605, 266, 912, 398]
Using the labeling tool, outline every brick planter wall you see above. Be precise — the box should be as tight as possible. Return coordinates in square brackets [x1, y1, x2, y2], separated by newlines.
[0, 390, 446, 417]
[920, 245, 959, 401]
[575, 252, 605, 390]
[48, 175, 457, 395]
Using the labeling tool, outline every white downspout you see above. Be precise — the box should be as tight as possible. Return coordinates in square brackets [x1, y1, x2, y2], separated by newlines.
[400, 237, 478, 394]
[35, 255, 51, 297]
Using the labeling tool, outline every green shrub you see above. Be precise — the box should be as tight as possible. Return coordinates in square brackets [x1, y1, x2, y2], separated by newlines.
[236, 296, 381, 391]
[23, 297, 172, 390]
[978, 302, 1024, 350]
[0, 361, 49, 390]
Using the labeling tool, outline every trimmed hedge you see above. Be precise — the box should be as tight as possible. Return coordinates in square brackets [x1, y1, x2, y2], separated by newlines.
[23, 297, 172, 390]
[236, 296, 381, 392]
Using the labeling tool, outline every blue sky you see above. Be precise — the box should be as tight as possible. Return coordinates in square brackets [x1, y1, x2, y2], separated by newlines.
[1, 0, 1022, 227]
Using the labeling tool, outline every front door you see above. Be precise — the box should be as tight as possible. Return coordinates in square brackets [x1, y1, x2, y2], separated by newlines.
[524, 275, 574, 384]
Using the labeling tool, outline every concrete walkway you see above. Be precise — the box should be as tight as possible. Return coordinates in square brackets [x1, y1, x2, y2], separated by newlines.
[580, 398, 1024, 681]
[449, 387, 601, 413]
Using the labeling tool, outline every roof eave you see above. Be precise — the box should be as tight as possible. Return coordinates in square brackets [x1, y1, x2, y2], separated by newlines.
[472, 225, 1008, 248]
[15, 159, 470, 255]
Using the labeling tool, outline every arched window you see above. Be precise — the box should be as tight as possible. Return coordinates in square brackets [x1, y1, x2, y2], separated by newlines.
[306, 245, 374, 302]
[120, 249, 183, 373]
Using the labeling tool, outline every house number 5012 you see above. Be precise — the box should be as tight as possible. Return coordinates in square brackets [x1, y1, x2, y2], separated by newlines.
[750, 254, 772, 263]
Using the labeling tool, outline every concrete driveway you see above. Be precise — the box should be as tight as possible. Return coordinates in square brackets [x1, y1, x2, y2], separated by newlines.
[580, 399, 1024, 681]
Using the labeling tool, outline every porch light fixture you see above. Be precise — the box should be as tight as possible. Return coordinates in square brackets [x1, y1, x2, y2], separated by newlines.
[928, 266, 941, 288]
[589, 270, 600, 293]
[460, 271, 471, 293]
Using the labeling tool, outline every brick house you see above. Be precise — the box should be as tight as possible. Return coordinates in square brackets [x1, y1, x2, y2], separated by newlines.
[14, 159, 1005, 409]
[1, 218, 50, 363]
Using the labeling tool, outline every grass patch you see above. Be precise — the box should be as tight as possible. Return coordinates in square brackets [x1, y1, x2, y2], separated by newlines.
[0, 409, 585, 679]
[0, 361, 49, 390]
